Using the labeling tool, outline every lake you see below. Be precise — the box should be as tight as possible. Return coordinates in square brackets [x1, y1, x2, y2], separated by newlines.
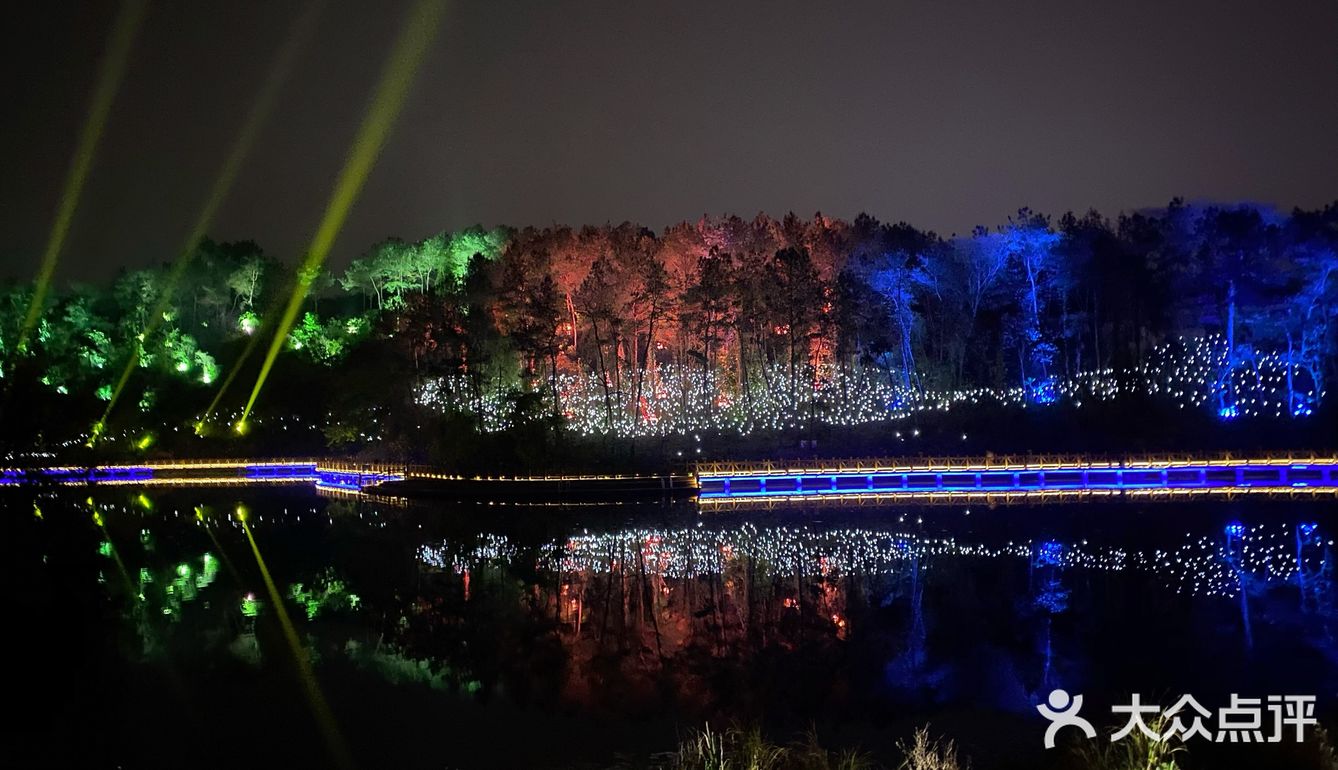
[7, 486, 1336, 768]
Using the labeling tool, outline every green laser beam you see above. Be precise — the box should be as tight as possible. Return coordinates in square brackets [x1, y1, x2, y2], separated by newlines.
[15, 0, 148, 357]
[93, 1, 325, 442]
[239, 0, 446, 426]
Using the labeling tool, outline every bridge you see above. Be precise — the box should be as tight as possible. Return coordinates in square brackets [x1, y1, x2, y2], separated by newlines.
[0, 459, 686, 499]
[0, 459, 404, 492]
[4, 453, 1338, 506]
[695, 453, 1338, 508]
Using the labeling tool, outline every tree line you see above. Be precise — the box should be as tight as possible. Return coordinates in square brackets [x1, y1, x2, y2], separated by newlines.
[2, 200, 1335, 436]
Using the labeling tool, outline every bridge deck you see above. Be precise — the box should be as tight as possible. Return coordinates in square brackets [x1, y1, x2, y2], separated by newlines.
[695, 455, 1338, 506]
[5, 454, 1337, 504]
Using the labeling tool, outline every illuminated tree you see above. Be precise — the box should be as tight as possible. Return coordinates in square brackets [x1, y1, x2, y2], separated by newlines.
[1276, 205, 1338, 413]
[848, 218, 939, 390]
[622, 242, 670, 425]
[288, 311, 365, 365]
[340, 254, 387, 310]
[5, 200, 1338, 452]
[681, 248, 738, 402]
[766, 246, 823, 400]
[575, 253, 625, 427]
[443, 226, 509, 286]
[113, 268, 162, 337]
[226, 254, 266, 312]
[497, 244, 564, 414]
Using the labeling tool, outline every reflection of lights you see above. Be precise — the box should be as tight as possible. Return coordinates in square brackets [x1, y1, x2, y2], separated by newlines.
[1225, 522, 1245, 538]
[417, 519, 1333, 602]
[1035, 540, 1064, 566]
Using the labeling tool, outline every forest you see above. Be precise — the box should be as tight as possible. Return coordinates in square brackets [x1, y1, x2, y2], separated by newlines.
[1, 199, 1335, 459]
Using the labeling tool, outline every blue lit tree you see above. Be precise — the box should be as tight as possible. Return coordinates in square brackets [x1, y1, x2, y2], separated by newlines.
[1174, 204, 1281, 416]
[1279, 205, 1338, 415]
[999, 210, 1063, 397]
[846, 217, 940, 391]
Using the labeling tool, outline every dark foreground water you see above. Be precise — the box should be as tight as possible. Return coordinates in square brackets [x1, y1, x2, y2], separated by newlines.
[5, 487, 1337, 769]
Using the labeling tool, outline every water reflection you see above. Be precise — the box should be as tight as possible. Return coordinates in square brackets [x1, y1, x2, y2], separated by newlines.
[420, 519, 1335, 600]
[408, 518, 1337, 710]
[15, 489, 1338, 766]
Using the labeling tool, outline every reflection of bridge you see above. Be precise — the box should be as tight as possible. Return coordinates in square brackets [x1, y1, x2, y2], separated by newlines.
[0, 459, 405, 492]
[4, 453, 1338, 505]
[695, 454, 1338, 508]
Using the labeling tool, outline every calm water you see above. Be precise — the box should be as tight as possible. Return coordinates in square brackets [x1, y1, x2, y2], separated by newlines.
[7, 487, 1337, 768]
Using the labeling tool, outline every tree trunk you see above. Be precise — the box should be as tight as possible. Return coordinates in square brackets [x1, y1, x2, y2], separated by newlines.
[590, 318, 614, 429]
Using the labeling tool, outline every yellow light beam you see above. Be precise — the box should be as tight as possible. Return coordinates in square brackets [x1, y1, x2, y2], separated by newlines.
[239, 0, 445, 426]
[93, 508, 139, 599]
[196, 322, 268, 434]
[197, 505, 246, 584]
[93, 1, 325, 443]
[240, 513, 353, 770]
[15, 0, 148, 356]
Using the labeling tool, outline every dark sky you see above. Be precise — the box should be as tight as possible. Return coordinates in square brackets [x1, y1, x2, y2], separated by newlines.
[3, 0, 1336, 282]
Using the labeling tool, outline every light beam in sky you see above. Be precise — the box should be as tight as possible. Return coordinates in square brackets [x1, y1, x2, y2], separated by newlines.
[15, 0, 148, 357]
[91, 1, 325, 444]
[237, 0, 446, 428]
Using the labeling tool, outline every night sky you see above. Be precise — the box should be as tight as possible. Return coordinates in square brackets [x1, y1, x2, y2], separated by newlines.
[3, 0, 1336, 282]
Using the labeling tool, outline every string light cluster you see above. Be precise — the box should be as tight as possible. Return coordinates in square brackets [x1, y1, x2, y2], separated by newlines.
[30, 333, 1321, 452]
[414, 334, 1322, 437]
[1141, 336, 1323, 418]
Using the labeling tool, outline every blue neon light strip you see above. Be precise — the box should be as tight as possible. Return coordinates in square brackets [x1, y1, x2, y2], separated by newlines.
[698, 462, 1338, 500]
[314, 470, 404, 490]
[0, 466, 155, 485]
[246, 464, 318, 479]
[0, 461, 400, 492]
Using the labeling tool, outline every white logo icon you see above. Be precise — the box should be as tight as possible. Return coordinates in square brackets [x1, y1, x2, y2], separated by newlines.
[1038, 688, 1097, 749]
